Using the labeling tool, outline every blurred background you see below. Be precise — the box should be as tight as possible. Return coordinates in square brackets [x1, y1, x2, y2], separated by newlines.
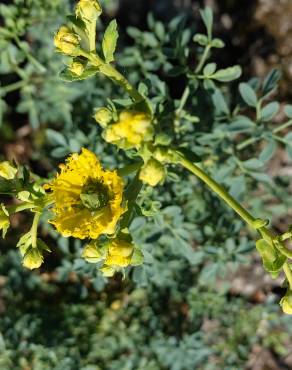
[0, 0, 292, 369]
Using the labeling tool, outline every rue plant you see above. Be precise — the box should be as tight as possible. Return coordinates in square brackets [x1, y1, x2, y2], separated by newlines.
[0, 0, 292, 314]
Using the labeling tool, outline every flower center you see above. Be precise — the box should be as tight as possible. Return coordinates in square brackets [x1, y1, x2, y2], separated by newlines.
[80, 180, 109, 211]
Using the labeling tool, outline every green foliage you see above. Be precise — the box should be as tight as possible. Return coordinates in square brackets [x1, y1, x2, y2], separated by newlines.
[0, 0, 292, 369]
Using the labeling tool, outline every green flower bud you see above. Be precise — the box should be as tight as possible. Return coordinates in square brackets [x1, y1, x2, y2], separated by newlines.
[139, 158, 166, 187]
[0, 204, 9, 238]
[280, 291, 292, 315]
[54, 26, 80, 56]
[76, 0, 102, 21]
[68, 60, 86, 76]
[0, 161, 17, 180]
[94, 108, 113, 127]
[82, 241, 107, 263]
[22, 248, 44, 270]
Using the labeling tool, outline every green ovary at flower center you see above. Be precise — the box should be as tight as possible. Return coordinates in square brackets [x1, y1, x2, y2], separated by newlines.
[80, 180, 109, 211]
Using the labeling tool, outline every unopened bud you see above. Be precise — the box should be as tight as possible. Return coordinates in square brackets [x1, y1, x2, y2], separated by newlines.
[139, 158, 166, 187]
[0, 204, 9, 238]
[94, 108, 113, 127]
[82, 241, 107, 263]
[22, 248, 43, 270]
[76, 0, 102, 21]
[280, 291, 292, 315]
[0, 161, 17, 180]
[69, 60, 85, 76]
[54, 26, 80, 56]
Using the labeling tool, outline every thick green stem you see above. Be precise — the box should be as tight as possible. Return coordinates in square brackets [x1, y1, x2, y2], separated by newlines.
[81, 51, 146, 105]
[177, 153, 256, 227]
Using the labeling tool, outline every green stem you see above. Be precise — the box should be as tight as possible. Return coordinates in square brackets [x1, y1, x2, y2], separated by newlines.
[236, 137, 259, 151]
[273, 120, 292, 134]
[31, 212, 41, 248]
[0, 80, 27, 95]
[176, 152, 256, 227]
[195, 44, 211, 74]
[283, 262, 292, 288]
[176, 86, 190, 115]
[81, 51, 146, 105]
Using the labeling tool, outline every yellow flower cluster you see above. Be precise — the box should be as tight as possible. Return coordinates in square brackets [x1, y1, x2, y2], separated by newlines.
[103, 111, 153, 149]
[45, 149, 126, 239]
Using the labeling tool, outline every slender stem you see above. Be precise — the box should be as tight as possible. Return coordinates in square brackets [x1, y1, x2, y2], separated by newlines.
[176, 86, 190, 115]
[195, 44, 211, 74]
[31, 212, 41, 248]
[273, 120, 292, 134]
[176, 152, 256, 227]
[283, 262, 292, 288]
[237, 137, 259, 151]
[0, 80, 27, 94]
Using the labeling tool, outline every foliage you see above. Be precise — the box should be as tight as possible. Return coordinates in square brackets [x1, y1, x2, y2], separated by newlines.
[0, 0, 292, 369]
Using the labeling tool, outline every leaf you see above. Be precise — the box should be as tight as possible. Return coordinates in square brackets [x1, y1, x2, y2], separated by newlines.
[262, 68, 281, 97]
[243, 158, 264, 170]
[102, 20, 119, 63]
[260, 102, 279, 121]
[284, 104, 292, 118]
[259, 140, 276, 163]
[210, 38, 225, 48]
[228, 116, 255, 133]
[212, 66, 242, 82]
[193, 33, 208, 46]
[203, 63, 217, 76]
[59, 66, 99, 82]
[199, 7, 213, 38]
[46, 129, 67, 146]
[239, 83, 258, 107]
[210, 88, 229, 116]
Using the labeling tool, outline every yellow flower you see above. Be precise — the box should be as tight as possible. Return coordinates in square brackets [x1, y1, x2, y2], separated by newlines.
[22, 248, 44, 270]
[104, 238, 134, 267]
[103, 111, 153, 149]
[45, 148, 125, 239]
[139, 158, 166, 187]
[280, 291, 292, 315]
[54, 26, 80, 55]
[0, 161, 17, 180]
[0, 204, 9, 238]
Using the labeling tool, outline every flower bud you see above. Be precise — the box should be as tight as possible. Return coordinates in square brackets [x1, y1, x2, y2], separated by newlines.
[54, 26, 80, 56]
[22, 248, 44, 270]
[139, 158, 166, 187]
[280, 291, 292, 315]
[68, 60, 85, 76]
[76, 0, 102, 21]
[105, 237, 134, 267]
[0, 204, 9, 238]
[82, 241, 107, 263]
[104, 111, 153, 149]
[0, 161, 17, 180]
[94, 108, 113, 127]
